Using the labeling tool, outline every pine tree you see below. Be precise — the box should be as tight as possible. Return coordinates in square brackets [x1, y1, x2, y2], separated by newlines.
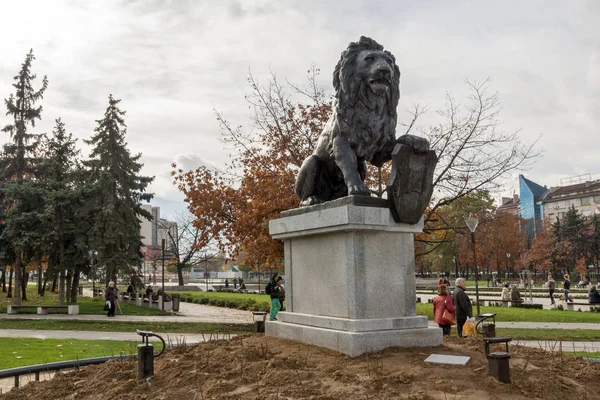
[553, 206, 588, 274]
[84, 95, 154, 282]
[38, 118, 83, 304]
[1, 49, 48, 305]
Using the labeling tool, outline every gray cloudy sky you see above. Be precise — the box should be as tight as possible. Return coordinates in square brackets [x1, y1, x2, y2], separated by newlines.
[1, 0, 598, 218]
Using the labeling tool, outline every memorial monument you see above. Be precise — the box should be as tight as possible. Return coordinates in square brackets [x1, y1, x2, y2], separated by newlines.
[266, 36, 442, 356]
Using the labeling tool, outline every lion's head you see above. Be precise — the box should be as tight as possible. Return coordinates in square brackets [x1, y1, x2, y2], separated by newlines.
[333, 36, 400, 112]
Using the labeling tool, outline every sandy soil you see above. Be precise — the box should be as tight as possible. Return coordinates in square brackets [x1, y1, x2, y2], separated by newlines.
[3, 335, 599, 400]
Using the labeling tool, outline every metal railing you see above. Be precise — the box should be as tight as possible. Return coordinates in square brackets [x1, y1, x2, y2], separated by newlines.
[0, 355, 130, 389]
[0, 331, 168, 389]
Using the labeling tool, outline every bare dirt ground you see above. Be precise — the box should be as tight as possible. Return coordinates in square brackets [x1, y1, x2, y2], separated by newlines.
[3, 335, 599, 400]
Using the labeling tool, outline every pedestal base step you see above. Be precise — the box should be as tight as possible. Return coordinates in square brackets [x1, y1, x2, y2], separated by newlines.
[266, 317, 442, 357]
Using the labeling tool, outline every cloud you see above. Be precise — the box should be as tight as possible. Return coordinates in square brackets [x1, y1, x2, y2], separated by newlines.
[0, 0, 597, 207]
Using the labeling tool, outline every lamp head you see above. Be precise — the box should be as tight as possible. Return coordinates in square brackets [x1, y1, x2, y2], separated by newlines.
[465, 217, 479, 233]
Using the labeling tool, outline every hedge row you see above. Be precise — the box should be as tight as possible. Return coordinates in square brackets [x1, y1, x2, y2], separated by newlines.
[180, 294, 272, 312]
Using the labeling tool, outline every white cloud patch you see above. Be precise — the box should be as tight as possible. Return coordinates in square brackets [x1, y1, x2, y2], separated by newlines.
[0, 0, 597, 206]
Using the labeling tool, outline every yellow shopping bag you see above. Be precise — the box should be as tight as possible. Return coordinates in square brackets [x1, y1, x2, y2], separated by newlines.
[462, 319, 477, 337]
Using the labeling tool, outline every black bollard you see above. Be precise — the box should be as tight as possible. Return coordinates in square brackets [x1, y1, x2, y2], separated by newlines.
[487, 352, 511, 383]
[136, 330, 166, 380]
[138, 343, 154, 380]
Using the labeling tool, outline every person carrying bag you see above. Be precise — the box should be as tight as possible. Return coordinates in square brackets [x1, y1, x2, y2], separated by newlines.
[433, 284, 456, 336]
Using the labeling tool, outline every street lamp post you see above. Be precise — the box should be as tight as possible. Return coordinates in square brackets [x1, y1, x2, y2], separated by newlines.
[161, 239, 165, 311]
[466, 217, 481, 316]
[453, 256, 457, 278]
[204, 255, 208, 292]
[506, 253, 511, 281]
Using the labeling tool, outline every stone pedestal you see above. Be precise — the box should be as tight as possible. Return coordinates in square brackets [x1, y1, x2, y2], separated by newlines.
[266, 196, 442, 357]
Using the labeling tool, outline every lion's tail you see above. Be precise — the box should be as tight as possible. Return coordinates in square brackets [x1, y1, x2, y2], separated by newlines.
[295, 155, 321, 202]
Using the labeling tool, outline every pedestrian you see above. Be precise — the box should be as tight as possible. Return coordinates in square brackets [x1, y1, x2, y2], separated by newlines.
[588, 285, 600, 304]
[225, 278, 229, 289]
[145, 284, 154, 299]
[563, 274, 572, 303]
[510, 284, 522, 302]
[233, 278, 238, 289]
[276, 276, 285, 310]
[105, 281, 117, 317]
[501, 283, 510, 302]
[433, 284, 455, 336]
[547, 274, 556, 305]
[442, 274, 450, 286]
[452, 277, 473, 337]
[265, 273, 281, 321]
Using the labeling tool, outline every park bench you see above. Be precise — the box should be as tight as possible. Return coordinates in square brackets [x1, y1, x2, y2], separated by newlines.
[7, 305, 79, 315]
[564, 301, 600, 310]
[477, 298, 523, 307]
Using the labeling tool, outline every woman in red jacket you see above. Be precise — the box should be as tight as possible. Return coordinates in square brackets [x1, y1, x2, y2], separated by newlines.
[433, 284, 456, 336]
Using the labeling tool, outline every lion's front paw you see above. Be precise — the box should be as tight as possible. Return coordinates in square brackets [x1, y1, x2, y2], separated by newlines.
[347, 182, 371, 196]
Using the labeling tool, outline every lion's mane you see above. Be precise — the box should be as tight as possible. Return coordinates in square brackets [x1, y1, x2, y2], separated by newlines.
[331, 36, 400, 162]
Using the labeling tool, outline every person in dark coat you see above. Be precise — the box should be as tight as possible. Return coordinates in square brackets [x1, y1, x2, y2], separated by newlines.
[589, 286, 600, 304]
[547, 274, 556, 305]
[266, 274, 280, 321]
[276, 276, 285, 310]
[105, 281, 117, 317]
[510, 284, 522, 302]
[563, 274, 572, 303]
[225, 279, 229, 289]
[452, 277, 473, 337]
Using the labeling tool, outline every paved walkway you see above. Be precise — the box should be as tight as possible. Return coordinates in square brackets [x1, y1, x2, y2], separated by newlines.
[2, 305, 599, 330]
[511, 340, 600, 352]
[0, 301, 254, 324]
[427, 321, 600, 330]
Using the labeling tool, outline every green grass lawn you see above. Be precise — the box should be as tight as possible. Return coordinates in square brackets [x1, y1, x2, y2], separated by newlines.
[0, 288, 168, 316]
[0, 318, 254, 334]
[416, 302, 600, 323]
[0, 338, 138, 369]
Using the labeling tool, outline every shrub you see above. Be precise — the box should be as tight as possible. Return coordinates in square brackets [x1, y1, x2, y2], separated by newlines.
[511, 303, 543, 310]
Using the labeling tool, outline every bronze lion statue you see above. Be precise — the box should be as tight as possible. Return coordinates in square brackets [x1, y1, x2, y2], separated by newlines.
[295, 36, 430, 206]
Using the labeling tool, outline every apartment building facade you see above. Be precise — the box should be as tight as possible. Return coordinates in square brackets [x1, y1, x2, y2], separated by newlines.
[542, 180, 600, 221]
[500, 175, 600, 238]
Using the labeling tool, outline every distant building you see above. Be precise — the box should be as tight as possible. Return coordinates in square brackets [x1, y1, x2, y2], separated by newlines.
[499, 174, 600, 240]
[497, 194, 520, 216]
[139, 205, 177, 281]
[542, 180, 600, 220]
[519, 175, 547, 239]
[140, 205, 177, 249]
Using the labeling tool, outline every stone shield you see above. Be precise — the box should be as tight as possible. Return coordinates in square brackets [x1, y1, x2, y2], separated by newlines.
[386, 144, 438, 224]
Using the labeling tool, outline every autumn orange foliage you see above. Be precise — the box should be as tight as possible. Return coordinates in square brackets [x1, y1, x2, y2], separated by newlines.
[172, 102, 331, 268]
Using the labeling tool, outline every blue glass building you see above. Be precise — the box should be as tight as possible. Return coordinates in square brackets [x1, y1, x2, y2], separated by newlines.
[519, 174, 548, 239]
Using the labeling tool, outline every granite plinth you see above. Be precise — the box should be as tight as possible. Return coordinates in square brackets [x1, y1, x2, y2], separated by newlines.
[267, 197, 442, 356]
[266, 319, 442, 357]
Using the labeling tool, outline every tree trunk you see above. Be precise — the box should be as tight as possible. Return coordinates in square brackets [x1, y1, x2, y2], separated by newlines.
[37, 266, 43, 295]
[58, 270, 65, 306]
[177, 263, 185, 286]
[13, 253, 22, 305]
[70, 267, 81, 303]
[41, 272, 49, 297]
[51, 276, 58, 293]
[1, 269, 5, 292]
[7, 269, 13, 298]
[21, 269, 29, 301]
[65, 270, 72, 304]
